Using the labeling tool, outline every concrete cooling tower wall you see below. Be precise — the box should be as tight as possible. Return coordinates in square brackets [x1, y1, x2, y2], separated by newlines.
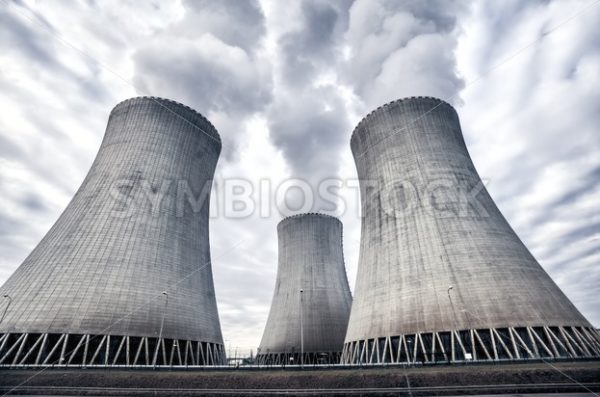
[0, 97, 225, 366]
[342, 96, 600, 364]
[258, 214, 353, 365]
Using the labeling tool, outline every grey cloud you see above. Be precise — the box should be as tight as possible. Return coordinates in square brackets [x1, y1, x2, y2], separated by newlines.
[0, 212, 43, 278]
[342, 0, 466, 107]
[21, 193, 48, 213]
[268, 87, 350, 178]
[548, 246, 599, 275]
[11, 0, 56, 31]
[266, 0, 466, 213]
[179, 0, 265, 52]
[540, 221, 600, 262]
[364, 32, 464, 105]
[550, 166, 600, 208]
[470, 1, 545, 74]
[0, 134, 24, 160]
[278, 0, 352, 86]
[215, 263, 275, 309]
[132, 1, 272, 160]
[264, 1, 354, 212]
[0, 10, 55, 67]
[519, 165, 600, 233]
[0, 210, 46, 284]
[0, 212, 26, 238]
[133, 35, 272, 161]
[266, 83, 351, 213]
[134, 38, 271, 116]
[396, 0, 460, 32]
[210, 217, 281, 349]
[0, 5, 110, 103]
[0, 95, 94, 197]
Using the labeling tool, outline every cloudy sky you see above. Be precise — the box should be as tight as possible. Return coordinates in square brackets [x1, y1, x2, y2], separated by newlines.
[0, 0, 598, 354]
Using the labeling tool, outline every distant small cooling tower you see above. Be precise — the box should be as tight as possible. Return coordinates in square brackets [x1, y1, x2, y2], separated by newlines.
[0, 97, 225, 366]
[257, 214, 352, 365]
[342, 96, 600, 364]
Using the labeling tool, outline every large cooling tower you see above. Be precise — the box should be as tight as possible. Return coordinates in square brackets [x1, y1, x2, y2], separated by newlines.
[342, 97, 600, 364]
[257, 214, 352, 365]
[0, 97, 225, 366]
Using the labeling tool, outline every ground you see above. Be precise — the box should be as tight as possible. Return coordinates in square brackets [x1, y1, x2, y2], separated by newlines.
[0, 360, 598, 396]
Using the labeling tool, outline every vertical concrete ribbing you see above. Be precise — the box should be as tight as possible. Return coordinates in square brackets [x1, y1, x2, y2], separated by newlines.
[258, 214, 352, 362]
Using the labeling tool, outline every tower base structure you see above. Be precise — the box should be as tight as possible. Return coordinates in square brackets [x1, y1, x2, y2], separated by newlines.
[256, 351, 342, 366]
[342, 325, 600, 364]
[0, 332, 225, 367]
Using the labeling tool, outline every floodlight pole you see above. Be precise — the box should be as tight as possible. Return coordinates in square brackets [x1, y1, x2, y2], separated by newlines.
[300, 288, 304, 368]
[153, 291, 168, 368]
[0, 294, 12, 326]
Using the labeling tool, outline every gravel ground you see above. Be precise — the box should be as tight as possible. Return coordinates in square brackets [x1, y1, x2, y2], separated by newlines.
[0, 360, 598, 396]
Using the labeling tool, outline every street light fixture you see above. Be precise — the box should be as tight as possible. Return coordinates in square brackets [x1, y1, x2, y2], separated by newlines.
[0, 294, 12, 326]
[299, 288, 304, 368]
[407, 338, 414, 364]
[153, 291, 169, 368]
[447, 285, 457, 326]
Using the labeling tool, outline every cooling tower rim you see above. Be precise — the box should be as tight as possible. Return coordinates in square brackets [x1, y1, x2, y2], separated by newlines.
[350, 96, 454, 143]
[111, 96, 221, 143]
[278, 212, 341, 226]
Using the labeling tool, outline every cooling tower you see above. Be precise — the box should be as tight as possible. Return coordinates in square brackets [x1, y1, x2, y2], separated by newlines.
[257, 214, 352, 365]
[342, 97, 600, 364]
[0, 97, 226, 366]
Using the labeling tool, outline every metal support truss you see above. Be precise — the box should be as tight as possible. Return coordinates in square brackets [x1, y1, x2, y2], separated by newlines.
[256, 351, 341, 366]
[341, 325, 600, 364]
[0, 333, 226, 367]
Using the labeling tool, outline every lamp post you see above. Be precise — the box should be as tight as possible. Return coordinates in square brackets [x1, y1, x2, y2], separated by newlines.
[225, 339, 232, 366]
[299, 288, 304, 368]
[447, 285, 477, 361]
[447, 285, 454, 309]
[0, 294, 12, 326]
[447, 285, 458, 329]
[153, 291, 168, 368]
